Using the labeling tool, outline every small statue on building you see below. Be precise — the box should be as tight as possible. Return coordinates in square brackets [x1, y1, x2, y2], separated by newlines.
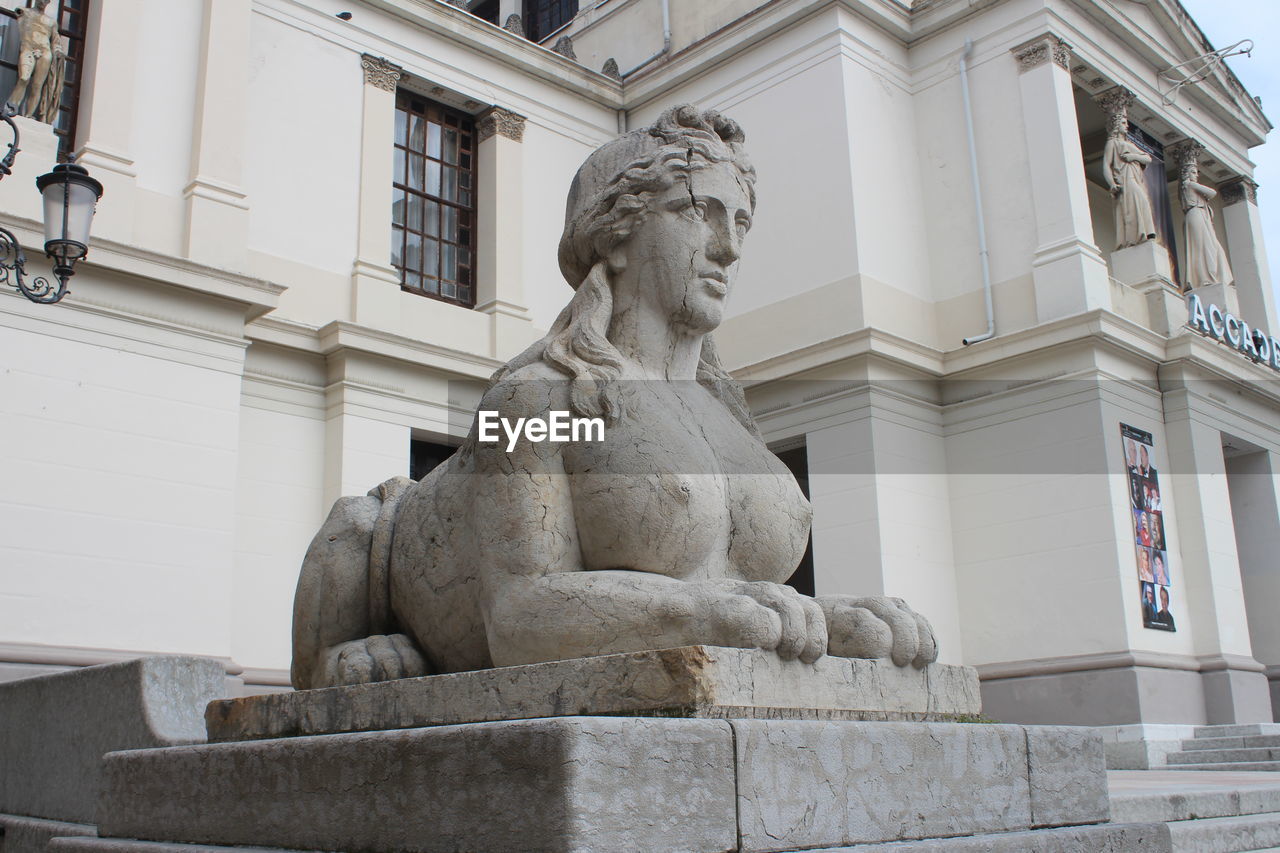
[3, 0, 66, 125]
[1102, 112, 1158, 248]
[1179, 160, 1233, 289]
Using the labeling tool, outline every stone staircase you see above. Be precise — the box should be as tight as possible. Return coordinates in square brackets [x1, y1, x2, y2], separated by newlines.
[1111, 769, 1280, 852]
[1166, 725, 1280, 772]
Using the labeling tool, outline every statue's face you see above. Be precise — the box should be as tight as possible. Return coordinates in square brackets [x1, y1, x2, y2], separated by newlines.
[34, 0, 50, 12]
[616, 158, 753, 334]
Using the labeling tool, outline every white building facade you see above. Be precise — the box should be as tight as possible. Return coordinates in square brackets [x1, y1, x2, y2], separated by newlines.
[1, 0, 1276, 752]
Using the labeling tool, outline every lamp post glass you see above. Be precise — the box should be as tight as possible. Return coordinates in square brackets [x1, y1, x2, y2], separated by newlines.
[38, 163, 102, 277]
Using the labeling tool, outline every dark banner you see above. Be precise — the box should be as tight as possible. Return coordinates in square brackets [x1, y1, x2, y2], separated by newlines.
[1122, 424, 1175, 631]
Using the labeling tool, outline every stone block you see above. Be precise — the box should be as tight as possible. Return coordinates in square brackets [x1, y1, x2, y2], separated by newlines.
[730, 720, 1034, 851]
[99, 717, 737, 853]
[0, 813, 97, 853]
[207, 646, 981, 743]
[0, 657, 225, 824]
[830, 821, 1172, 851]
[1109, 240, 1173, 287]
[1026, 726, 1110, 827]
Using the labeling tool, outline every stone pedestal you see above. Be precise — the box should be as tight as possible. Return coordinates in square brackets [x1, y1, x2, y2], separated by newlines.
[57, 650, 1171, 852]
[76, 717, 1171, 852]
[1189, 282, 1241, 318]
[206, 646, 982, 742]
[1109, 241, 1173, 288]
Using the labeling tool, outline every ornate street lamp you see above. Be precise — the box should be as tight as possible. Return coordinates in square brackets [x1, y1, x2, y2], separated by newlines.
[0, 104, 103, 304]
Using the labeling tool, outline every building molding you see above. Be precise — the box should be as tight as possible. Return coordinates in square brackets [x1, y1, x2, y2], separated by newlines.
[0, 640, 244, 676]
[360, 53, 403, 92]
[1010, 33, 1072, 74]
[476, 106, 527, 143]
[1220, 176, 1259, 207]
[975, 649, 1266, 681]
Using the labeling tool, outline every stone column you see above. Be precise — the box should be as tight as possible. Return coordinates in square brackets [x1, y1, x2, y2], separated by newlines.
[1219, 178, 1277, 332]
[1224, 448, 1280, 720]
[1010, 34, 1111, 323]
[475, 106, 535, 359]
[184, 0, 251, 270]
[805, 396, 964, 665]
[351, 54, 405, 328]
[73, 0, 140, 246]
[1163, 385, 1271, 723]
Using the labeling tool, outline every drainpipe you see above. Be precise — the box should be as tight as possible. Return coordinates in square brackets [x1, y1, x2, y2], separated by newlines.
[621, 0, 670, 78]
[960, 38, 995, 347]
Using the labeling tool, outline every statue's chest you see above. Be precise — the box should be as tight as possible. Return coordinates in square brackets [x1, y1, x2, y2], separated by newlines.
[563, 386, 809, 582]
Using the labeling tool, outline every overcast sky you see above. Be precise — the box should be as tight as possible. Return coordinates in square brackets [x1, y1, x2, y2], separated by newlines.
[1176, 0, 1278, 307]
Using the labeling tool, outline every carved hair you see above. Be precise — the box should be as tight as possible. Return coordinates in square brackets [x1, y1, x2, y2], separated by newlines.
[487, 105, 760, 434]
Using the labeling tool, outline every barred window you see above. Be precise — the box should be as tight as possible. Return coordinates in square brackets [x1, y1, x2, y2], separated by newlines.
[523, 0, 578, 43]
[0, 0, 89, 161]
[392, 92, 476, 308]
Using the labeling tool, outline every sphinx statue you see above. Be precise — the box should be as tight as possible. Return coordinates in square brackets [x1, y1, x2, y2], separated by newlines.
[291, 105, 937, 689]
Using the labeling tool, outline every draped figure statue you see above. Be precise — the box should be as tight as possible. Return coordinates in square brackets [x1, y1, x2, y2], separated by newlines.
[1102, 116, 1158, 249]
[4, 0, 66, 125]
[1180, 162, 1233, 289]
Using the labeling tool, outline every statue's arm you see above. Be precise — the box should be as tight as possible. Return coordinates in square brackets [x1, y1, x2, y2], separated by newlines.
[469, 379, 824, 666]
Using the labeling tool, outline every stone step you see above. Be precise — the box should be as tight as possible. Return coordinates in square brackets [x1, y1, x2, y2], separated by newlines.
[1169, 747, 1280, 765]
[1168, 811, 1280, 853]
[1111, 779, 1280, 824]
[1167, 761, 1280, 772]
[1182, 735, 1280, 751]
[1193, 724, 1280, 739]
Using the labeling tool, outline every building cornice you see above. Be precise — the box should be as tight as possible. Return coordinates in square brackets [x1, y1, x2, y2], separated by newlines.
[343, 0, 624, 107]
[0, 213, 285, 319]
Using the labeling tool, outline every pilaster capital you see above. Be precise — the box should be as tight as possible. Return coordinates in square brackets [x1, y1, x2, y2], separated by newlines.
[1166, 138, 1205, 172]
[360, 54, 402, 93]
[1219, 177, 1259, 206]
[477, 106, 527, 143]
[1094, 86, 1135, 118]
[1010, 34, 1071, 73]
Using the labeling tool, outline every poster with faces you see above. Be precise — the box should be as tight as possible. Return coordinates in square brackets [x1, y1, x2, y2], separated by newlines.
[1122, 424, 1175, 632]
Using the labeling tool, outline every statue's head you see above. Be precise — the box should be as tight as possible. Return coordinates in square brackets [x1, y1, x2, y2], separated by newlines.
[1108, 112, 1127, 139]
[1181, 161, 1198, 183]
[489, 105, 760, 432]
[33, 0, 50, 12]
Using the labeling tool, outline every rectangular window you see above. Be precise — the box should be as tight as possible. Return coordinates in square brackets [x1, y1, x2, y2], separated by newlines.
[0, 0, 89, 161]
[523, 0, 578, 43]
[392, 91, 477, 308]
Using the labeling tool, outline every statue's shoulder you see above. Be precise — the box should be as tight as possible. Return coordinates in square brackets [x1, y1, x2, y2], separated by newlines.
[481, 361, 572, 419]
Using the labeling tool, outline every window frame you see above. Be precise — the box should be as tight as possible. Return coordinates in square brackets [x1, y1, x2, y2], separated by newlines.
[522, 0, 578, 43]
[391, 91, 479, 309]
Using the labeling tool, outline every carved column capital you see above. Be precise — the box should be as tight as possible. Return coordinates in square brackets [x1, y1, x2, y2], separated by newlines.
[1219, 177, 1259, 206]
[1094, 86, 1135, 118]
[360, 54, 402, 92]
[477, 106, 527, 143]
[1166, 138, 1205, 173]
[1011, 34, 1071, 73]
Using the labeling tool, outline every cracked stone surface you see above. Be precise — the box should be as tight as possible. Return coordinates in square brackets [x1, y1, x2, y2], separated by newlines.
[99, 717, 737, 853]
[292, 105, 941, 694]
[733, 720, 1035, 851]
[1026, 725, 1111, 828]
[209, 646, 979, 742]
[0, 657, 224, 824]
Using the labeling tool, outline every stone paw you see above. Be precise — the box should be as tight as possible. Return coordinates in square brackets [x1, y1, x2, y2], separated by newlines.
[320, 633, 429, 686]
[817, 595, 938, 668]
